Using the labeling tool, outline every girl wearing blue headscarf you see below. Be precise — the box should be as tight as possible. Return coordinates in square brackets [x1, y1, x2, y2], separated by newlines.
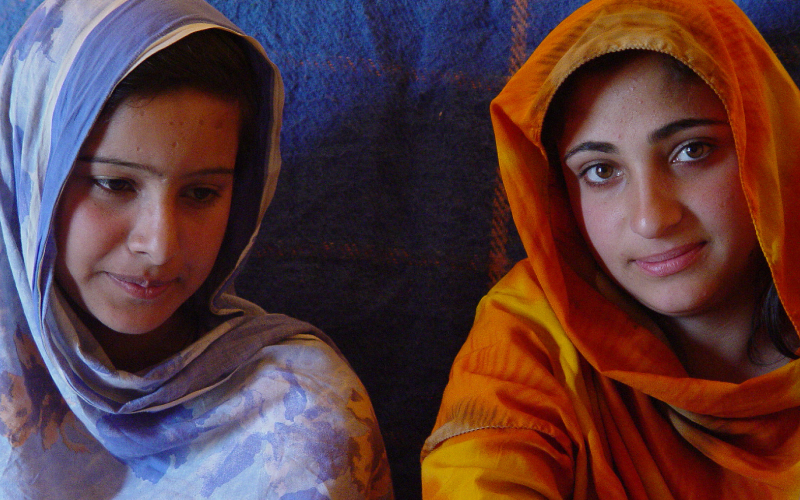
[0, 0, 393, 498]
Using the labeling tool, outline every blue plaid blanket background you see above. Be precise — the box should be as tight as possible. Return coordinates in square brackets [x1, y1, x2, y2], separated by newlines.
[3, 1, 800, 498]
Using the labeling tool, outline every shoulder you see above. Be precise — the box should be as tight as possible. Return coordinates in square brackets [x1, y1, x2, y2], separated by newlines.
[421, 264, 590, 499]
[424, 259, 587, 456]
[258, 333, 380, 434]
[458, 260, 573, 367]
[234, 333, 393, 499]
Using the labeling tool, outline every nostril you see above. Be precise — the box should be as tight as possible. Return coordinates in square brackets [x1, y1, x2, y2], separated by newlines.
[126, 209, 179, 264]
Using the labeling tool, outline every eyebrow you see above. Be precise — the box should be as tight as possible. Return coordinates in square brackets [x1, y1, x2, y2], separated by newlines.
[562, 141, 618, 162]
[77, 156, 235, 178]
[562, 118, 728, 163]
[647, 118, 727, 143]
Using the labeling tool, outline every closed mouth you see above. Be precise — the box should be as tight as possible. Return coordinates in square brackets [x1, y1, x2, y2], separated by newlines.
[634, 242, 705, 277]
[106, 272, 176, 300]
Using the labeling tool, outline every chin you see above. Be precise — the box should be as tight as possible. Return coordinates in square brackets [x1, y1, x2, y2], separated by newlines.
[90, 305, 180, 336]
[101, 317, 169, 335]
[633, 291, 715, 319]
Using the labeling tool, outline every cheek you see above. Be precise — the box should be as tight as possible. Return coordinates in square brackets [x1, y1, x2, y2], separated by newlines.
[564, 175, 599, 246]
[54, 192, 125, 300]
[705, 178, 756, 246]
[186, 203, 232, 274]
[576, 196, 620, 262]
[691, 162, 753, 232]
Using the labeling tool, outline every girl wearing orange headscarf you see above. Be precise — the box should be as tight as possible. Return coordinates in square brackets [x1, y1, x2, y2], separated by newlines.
[422, 0, 800, 498]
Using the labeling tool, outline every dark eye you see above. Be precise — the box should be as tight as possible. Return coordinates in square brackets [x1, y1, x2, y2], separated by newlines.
[582, 163, 619, 185]
[187, 187, 220, 203]
[94, 178, 132, 192]
[674, 142, 712, 162]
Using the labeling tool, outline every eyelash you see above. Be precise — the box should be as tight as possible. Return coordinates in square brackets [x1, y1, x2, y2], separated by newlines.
[576, 140, 716, 188]
[671, 140, 714, 163]
[184, 187, 222, 203]
[93, 177, 133, 193]
[91, 178, 223, 204]
[578, 163, 619, 186]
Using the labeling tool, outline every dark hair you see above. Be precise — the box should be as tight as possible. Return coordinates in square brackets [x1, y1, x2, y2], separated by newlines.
[542, 50, 798, 361]
[752, 270, 798, 360]
[99, 28, 259, 163]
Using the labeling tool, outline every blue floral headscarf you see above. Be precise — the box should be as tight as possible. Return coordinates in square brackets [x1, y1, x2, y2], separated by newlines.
[0, 1, 393, 498]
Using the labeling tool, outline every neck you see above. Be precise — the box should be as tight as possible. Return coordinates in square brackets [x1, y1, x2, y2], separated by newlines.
[658, 295, 789, 383]
[80, 307, 197, 373]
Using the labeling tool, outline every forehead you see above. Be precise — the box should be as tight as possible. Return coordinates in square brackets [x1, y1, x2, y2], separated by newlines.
[559, 53, 726, 142]
[78, 89, 242, 178]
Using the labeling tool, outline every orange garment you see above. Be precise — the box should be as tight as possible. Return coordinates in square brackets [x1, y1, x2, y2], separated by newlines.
[421, 0, 800, 498]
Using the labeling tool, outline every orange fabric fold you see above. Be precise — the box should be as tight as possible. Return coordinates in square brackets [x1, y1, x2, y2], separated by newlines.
[422, 0, 800, 498]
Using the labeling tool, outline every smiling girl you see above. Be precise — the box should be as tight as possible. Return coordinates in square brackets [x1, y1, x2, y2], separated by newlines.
[0, 0, 391, 498]
[422, 0, 800, 498]
[552, 51, 782, 382]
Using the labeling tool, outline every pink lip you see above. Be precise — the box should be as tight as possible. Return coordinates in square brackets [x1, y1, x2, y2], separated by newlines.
[634, 242, 705, 277]
[106, 272, 175, 300]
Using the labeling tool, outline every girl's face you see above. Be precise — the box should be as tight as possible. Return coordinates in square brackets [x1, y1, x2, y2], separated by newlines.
[558, 53, 760, 320]
[55, 88, 241, 335]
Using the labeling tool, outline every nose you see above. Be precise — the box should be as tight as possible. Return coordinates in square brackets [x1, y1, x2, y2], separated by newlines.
[127, 199, 179, 265]
[628, 173, 683, 239]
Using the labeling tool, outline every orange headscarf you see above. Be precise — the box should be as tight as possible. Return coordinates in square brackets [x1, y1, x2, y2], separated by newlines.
[423, 0, 800, 498]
